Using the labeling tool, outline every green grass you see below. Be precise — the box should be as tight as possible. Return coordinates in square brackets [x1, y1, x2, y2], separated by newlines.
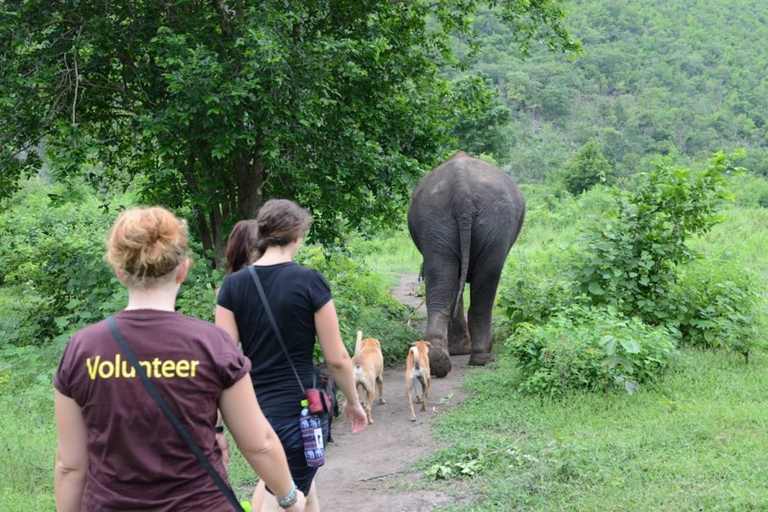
[0, 386, 57, 511]
[347, 225, 422, 288]
[2, 183, 767, 510]
[421, 346, 768, 511]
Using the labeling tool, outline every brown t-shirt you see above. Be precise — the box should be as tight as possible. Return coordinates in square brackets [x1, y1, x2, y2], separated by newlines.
[53, 309, 250, 511]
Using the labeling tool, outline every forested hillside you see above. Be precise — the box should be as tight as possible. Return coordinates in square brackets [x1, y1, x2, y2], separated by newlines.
[464, 0, 768, 181]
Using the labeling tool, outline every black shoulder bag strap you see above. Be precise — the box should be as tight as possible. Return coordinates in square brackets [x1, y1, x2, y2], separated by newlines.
[106, 316, 244, 512]
[247, 265, 314, 394]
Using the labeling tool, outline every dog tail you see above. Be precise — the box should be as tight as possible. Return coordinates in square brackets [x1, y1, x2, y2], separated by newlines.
[410, 345, 420, 370]
[354, 330, 363, 364]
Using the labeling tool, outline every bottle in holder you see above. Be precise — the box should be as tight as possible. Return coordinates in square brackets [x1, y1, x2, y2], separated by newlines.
[300, 399, 325, 467]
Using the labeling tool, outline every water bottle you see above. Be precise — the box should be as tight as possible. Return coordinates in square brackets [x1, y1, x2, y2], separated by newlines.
[300, 399, 325, 467]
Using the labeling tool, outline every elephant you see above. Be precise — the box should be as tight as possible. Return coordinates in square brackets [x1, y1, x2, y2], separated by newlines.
[407, 151, 526, 378]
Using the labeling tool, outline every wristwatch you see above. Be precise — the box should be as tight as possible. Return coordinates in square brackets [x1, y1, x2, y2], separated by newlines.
[276, 483, 298, 509]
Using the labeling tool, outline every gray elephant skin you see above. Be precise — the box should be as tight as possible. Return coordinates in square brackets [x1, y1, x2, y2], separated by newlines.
[407, 151, 526, 378]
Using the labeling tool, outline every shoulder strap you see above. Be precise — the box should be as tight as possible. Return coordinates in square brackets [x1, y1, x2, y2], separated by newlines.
[106, 317, 244, 512]
[247, 265, 310, 394]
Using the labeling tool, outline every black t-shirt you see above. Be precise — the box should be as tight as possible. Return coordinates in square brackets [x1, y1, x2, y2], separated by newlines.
[53, 309, 250, 511]
[217, 262, 332, 417]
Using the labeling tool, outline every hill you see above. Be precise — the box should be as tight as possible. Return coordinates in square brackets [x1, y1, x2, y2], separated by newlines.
[465, 0, 768, 181]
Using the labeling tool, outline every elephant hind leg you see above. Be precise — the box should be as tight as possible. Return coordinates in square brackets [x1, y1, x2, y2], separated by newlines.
[468, 351, 496, 366]
[448, 294, 471, 355]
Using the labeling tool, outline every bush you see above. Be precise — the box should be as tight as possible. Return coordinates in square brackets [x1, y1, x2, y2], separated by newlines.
[667, 256, 764, 362]
[299, 245, 418, 365]
[560, 138, 613, 195]
[570, 151, 738, 326]
[0, 180, 129, 344]
[507, 305, 678, 397]
[497, 268, 573, 332]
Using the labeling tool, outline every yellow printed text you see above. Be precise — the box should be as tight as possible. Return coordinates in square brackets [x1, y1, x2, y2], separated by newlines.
[86, 354, 200, 380]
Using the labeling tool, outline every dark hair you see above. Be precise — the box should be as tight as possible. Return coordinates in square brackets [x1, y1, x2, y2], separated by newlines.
[225, 220, 257, 275]
[254, 199, 311, 258]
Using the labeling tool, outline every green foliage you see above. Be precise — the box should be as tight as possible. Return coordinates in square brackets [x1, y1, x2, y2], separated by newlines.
[0, 180, 129, 344]
[424, 445, 490, 480]
[0, 0, 579, 261]
[507, 305, 678, 397]
[449, 72, 513, 161]
[729, 172, 768, 209]
[298, 245, 417, 365]
[497, 267, 572, 329]
[431, 349, 768, 511]
[560, 138, 613, 195]
[470, 1, 768, 182]
[175, 248, 223, 324]
[570, 151, 738, 326]
[668, 256, 765, 361]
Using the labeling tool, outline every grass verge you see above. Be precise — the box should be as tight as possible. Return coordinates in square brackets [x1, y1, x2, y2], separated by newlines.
[420, 346, 768, 511]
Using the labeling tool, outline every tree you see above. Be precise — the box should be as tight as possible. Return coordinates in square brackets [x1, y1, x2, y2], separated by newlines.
[562, 138, 612, 195]
[0, 1, 580, 263]
[449, 72, 513, 161]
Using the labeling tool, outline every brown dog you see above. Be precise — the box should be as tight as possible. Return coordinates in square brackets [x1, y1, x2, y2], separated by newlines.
[353, 330, 385, 424]
[405, 341, 431, 422]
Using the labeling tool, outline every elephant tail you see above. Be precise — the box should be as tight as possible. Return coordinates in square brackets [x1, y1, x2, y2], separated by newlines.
[353, 330, 363, 366]
[454, 213, 472, 317]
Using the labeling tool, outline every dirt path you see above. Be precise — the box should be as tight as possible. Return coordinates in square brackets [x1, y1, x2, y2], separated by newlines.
[313, 273, 474, 512]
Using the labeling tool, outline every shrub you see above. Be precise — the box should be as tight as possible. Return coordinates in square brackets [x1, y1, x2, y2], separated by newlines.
[507, 305, 678, 397]
[667, 256, 764, 362]
[299, 245, 417, 365]
[497, 268, 573, 333]
[570, 151, 739, 326]
[0, 180, 129, 344]
[561, 139, 613, 195]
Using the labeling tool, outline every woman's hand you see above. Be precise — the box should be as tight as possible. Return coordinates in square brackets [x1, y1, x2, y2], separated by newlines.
[215, 432, 230, 464]
[285, 489, 306, 512]
[342, 400, 368, 434]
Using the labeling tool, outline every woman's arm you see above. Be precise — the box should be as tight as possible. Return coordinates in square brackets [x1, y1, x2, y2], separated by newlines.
[54, 390, 88, 512]
[315, 300, 368, 433]
[215, 306, 240, 347]
[219, 375, 306, 512]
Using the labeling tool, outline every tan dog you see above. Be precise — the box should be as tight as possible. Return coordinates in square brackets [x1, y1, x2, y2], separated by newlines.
[405, 341, 431, 422]
[354, 330, 385, 424]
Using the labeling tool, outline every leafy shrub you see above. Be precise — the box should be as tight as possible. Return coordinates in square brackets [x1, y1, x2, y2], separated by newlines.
[729, 173, 768, 209]
[561, 138, 613, 195]
[497, 268, 573, 332]
[570, 151, 738, 326]
[668, 256, 764, 362]
[299, 245, 417, 365]
[0, 286, 49, 347]
[507, 305, 678, 397]
[176, 247, 223, 323]
[0, 180, 129, 344]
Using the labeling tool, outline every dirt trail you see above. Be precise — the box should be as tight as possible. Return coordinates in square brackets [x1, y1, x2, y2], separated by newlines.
[313, 273, 474, 512]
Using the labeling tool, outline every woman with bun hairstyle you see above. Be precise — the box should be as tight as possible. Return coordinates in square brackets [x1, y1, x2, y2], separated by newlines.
[53, 206, 305, 512]
[216, 199, 367, 512]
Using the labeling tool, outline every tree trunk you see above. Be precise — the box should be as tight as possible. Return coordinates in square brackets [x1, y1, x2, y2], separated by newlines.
[206, 151, 265, 265]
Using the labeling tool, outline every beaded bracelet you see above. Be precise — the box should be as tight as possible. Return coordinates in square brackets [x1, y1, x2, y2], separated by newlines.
[276, 483, 297, 509]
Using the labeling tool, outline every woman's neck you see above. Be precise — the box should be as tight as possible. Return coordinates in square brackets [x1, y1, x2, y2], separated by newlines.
[125, 282, 180, 312]
[255, 243, 297, 266]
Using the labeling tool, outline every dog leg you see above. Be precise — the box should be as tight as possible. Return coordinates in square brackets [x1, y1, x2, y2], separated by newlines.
[377, 374, 386, 404]
[407, 376, 417, 422]
[419, 375, 428, 412]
